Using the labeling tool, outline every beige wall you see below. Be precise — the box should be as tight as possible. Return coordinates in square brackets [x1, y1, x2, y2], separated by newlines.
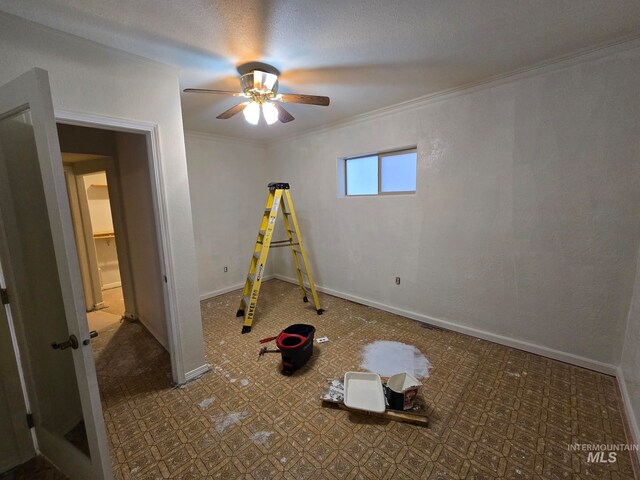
[621, 248, 640, 454]
[115, 132, 169, 347]
[0, 11, 205, 381]
[185, 133, 272, 299]
[267, 46, 640, 372]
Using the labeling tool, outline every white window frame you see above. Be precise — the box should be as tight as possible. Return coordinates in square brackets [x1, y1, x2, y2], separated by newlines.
[344, 147, 417, 196]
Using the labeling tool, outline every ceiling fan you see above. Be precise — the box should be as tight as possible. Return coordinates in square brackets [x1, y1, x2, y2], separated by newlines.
[184, 62, 330, 125]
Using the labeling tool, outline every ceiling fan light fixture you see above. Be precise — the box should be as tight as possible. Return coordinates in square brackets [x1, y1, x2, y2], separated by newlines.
[241, 71, 279, 96]
[262, 102, 279, 125]
[243, 101, 260, 125]
[185, 62, 330, 125]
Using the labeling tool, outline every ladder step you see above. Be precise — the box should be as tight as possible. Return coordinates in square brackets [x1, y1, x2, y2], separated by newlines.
[248, 273, 255, 283]
[242, 295, 250, 306]
[253, 250, 261, 259]
[259, 229, 266, 236]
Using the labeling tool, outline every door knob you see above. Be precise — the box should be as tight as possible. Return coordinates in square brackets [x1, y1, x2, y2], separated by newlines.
[51, 334, 79, 350]
[83, 330, 98, 346]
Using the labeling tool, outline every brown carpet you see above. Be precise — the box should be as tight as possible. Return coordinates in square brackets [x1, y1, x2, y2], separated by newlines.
[95, 279, 636, 479]
[0, 456, 66, 480]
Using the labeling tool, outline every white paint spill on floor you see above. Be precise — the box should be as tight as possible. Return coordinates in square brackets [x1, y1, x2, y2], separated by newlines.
[198, 397, 214, 410]
[240, 379, 249, 387]
[250, 431, 273, 446]
[211, 411, 248, 433]
[360, 341, 432, 378]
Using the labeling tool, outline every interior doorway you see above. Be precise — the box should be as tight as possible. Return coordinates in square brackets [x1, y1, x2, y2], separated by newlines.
[62, 164, 125, 332]
[57, 122, 171, 354]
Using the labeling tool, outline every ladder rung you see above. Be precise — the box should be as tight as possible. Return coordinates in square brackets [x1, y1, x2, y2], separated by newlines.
[242, 295, 250, 306]
[253, 250, 261, 259]
[248, 273, 255, 283]
[259, 229, 266, 236]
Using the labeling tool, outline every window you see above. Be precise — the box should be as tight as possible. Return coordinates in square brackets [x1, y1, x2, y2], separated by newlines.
[344, 148, 417, 196]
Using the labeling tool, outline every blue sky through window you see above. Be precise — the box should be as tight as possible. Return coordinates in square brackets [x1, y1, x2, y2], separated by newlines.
[346, 155, 378, 195]
[381, 152, 416, 192]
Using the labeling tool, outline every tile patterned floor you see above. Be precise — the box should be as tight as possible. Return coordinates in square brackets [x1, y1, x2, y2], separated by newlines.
[95, 279, 637, 479]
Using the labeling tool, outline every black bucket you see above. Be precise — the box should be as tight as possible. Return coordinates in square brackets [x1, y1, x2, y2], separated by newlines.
[276, 324, 315, 375]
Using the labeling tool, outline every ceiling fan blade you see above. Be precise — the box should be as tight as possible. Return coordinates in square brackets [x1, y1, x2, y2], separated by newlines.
[216, 102, 251, 119]
[184, 88, 246, 96]
[274, 103, 295, 123]
[277, 93, 330, 106]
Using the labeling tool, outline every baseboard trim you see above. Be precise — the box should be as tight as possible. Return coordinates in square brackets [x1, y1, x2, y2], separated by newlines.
[616, 367, 640, 468]
[183, 363, 212, 384]
[102, 282, 122, 290]
[273, 274, 618, 376]
[199, 275, 274, 301]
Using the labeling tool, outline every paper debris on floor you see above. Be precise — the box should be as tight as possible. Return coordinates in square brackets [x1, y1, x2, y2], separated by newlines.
[211, 411, 248, 433]
[250, 431, 273, 446]
[320, 379, 345, 402]
[198, 397, 214, 410]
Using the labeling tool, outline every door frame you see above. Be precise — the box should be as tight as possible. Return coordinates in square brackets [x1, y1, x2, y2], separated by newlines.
[63, 165, 105, 311]
[55, 110, 184, 384]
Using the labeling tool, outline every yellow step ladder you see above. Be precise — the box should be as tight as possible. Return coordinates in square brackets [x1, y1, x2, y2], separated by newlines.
[237, 182, 323, 333]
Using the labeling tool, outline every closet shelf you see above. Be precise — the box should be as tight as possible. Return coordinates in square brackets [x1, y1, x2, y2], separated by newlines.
[93, 232, 115, 240]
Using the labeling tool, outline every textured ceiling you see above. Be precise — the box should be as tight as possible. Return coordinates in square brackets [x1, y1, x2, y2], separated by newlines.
[1, 1, 639, 141]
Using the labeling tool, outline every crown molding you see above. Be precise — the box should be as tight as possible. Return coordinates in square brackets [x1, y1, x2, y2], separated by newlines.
[267, 33, 640, 147]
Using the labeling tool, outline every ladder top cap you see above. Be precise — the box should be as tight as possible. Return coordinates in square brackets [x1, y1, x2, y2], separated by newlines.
[268, 182, 290, 190]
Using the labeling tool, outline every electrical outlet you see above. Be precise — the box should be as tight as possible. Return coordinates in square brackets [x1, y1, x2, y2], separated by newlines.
[224, 266, 228, 273]
[395, 277, 401, 285]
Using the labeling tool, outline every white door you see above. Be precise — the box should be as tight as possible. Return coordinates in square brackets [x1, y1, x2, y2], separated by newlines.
[0, 69, 111, 478]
